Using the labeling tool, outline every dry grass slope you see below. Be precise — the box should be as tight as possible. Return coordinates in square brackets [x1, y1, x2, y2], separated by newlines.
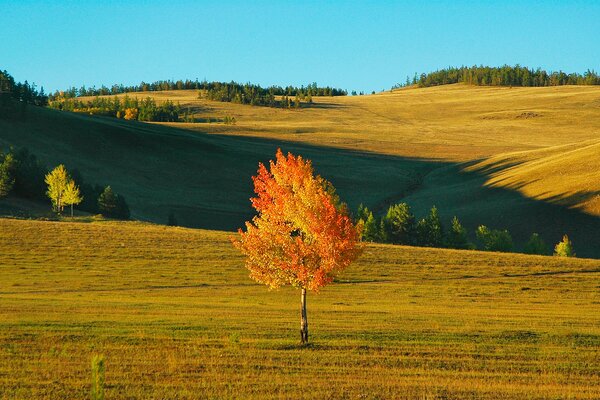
[1, 218, 599, 399]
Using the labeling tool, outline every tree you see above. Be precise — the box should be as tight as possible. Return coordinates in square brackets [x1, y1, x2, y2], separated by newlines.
[381, 203, 415, 245]
[446, 216, 470, 249]
[63, 180, 83, 217]
[476, 225, 513, 252]
[45, 164, 71, 213]
[416, 206, 444, 247]
[356, 204, 380, 242]
[98, 186, 117, 217]
[554, 235, 575, 257]
[524, 233, 549, 255]
[13, 148, 47, 200]
[124, 108, 138, 120]
[232, 149, 362, 344]
[0, 152, 16, 198]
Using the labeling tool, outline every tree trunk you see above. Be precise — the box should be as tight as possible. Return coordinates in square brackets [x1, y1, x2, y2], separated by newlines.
[70, 204, 74, 217]
[300, 288, 308, 344]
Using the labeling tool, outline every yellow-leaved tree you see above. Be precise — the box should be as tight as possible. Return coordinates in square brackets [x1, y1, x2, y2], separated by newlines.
[45, 164, 81, 215]
[63, 180, 83, 217]
[232, 149, 363, 344]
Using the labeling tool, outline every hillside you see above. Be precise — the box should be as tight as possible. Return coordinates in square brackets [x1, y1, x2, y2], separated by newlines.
[84, 84, 600, 161]
[2, 84, 600, 256]
[1, 218, 599, 399]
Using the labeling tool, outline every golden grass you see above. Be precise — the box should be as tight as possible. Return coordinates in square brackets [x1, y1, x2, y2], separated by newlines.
[468, 139, 600, 216]
[1, 218, 599, 399]
[89, 84, 600, 161]
[83, 84, 600, 218]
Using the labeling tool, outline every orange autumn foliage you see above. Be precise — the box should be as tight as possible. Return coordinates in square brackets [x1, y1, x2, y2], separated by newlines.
[232, 149, 363, 292]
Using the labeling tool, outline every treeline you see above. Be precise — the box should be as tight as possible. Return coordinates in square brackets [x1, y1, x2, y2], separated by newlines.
[0, 70, 48, 119]
[356, 203, 574, 257]
[48, 79, 347, 101]
[410, 65, 600, 88]
[0, 147, 130, 219]
[201, 81, 346, 107]
[49, 96, 183, 122]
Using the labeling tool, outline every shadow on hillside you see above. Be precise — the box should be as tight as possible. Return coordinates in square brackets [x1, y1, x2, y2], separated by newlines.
[2, 106, 600, 258]
[403, 162, 600, 259]
[303, 102, 348, 109]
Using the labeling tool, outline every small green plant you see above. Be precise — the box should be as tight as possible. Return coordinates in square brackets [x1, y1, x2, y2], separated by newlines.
[229, 332, 241, 344]
[91, 354, 105, 400]
[223, 115, 236, 125]
[554, 235, 575, 257]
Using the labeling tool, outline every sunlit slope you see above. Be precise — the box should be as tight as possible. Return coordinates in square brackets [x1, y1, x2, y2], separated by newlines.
[1, 218, 599, 399]
[467, 139, 600, 216]
[94, 84, 600, 161]
[0, 106, 432, 227]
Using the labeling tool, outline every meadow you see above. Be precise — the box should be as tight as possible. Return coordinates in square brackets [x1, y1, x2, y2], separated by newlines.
[1, 218, 599, 399]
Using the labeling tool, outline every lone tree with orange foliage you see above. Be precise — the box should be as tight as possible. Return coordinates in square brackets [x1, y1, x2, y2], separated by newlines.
[232, 149, 363, 344]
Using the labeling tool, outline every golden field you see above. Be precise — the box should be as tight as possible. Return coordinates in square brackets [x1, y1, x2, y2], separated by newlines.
[1, 218, 599, 399]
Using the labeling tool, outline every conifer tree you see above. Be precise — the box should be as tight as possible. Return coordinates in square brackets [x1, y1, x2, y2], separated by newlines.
[524, 233, 549, 255]
[446, 216, 469, 249]
[0, 152, 16, 198]
[98, 186, 117, 217]
[381, 203, 415, 245]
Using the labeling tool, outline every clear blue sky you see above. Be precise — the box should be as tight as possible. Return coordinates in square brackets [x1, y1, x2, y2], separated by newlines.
[2, 0, 599, 93]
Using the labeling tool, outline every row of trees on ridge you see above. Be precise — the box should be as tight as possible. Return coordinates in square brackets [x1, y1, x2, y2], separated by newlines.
[356, 203, 574, 257]
[200, 81, 345, 108]
[394, 65, 600, 89]
[48, 95, 183, 122]
[49, 80, 346, 101]
[0, 69, 48, 119]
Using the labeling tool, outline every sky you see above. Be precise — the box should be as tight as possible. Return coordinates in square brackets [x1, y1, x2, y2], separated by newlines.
[1, 0, 599, 93]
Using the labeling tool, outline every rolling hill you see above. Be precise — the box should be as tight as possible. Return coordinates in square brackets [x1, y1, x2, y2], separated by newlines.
[1, 83, 600, 256]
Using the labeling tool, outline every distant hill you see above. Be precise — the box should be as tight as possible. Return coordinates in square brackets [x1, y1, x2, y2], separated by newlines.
[2, 83, 600, 257]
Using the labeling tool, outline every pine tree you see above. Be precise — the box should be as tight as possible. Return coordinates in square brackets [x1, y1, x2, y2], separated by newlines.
[446, 216, 469, 249]
[0, 152, 16, 198]
[98, 186, 118, 217]
[415, 206, 443, 247]
[381, 203, 415, 245]
[426, 206, 443, 247]
[524, 233, 549, 255]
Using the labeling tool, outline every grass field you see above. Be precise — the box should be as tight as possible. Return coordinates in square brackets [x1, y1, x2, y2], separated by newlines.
[1, 218, 599, 399]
